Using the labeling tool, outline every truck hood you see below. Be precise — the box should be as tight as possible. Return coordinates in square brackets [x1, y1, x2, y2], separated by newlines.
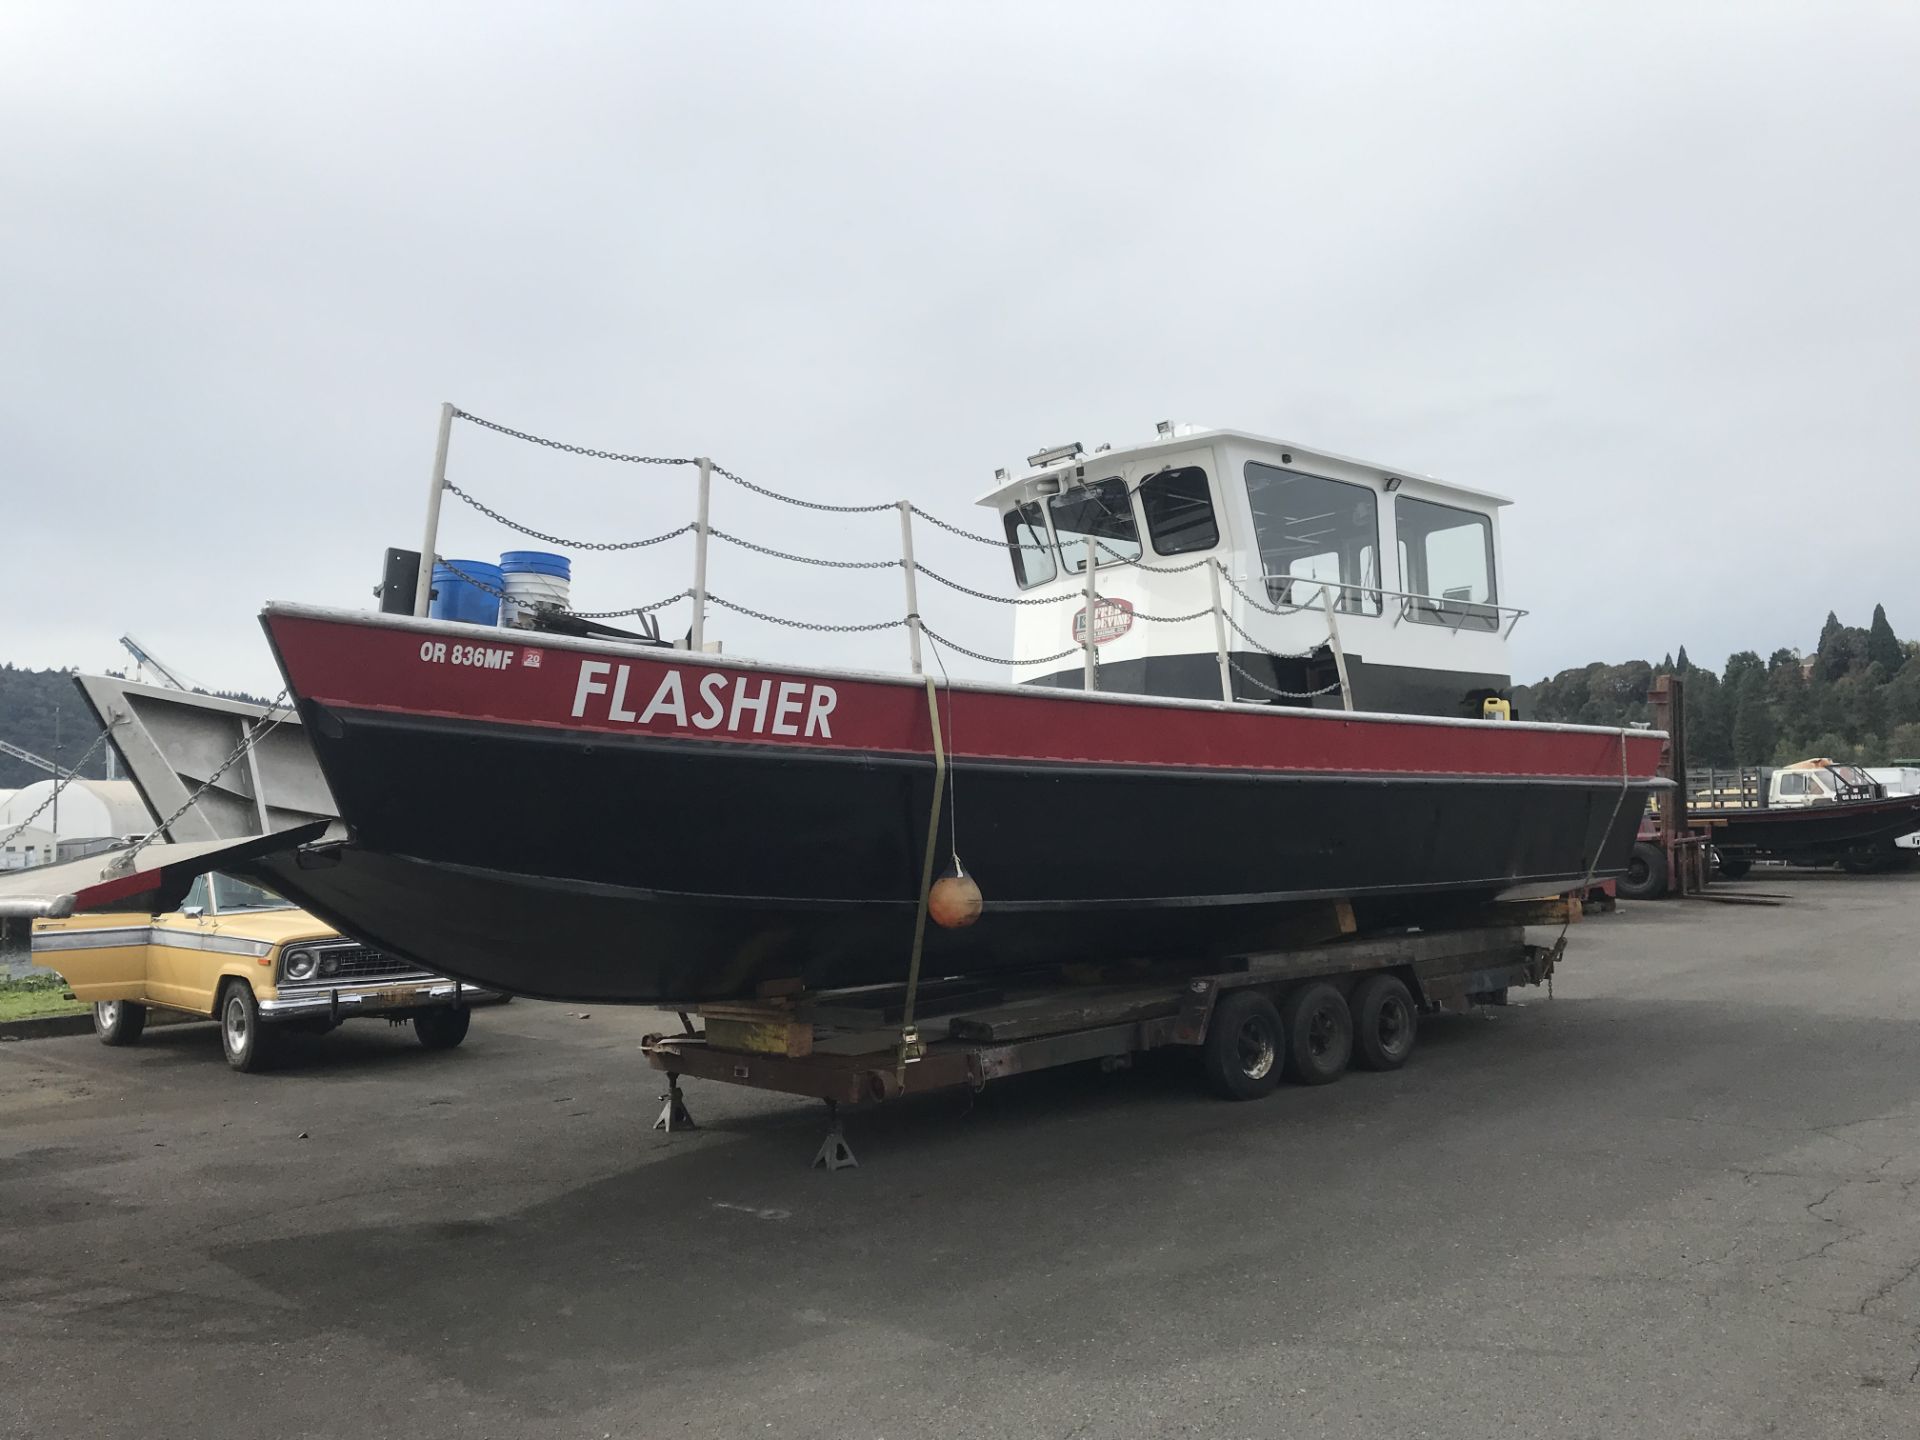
[191, 908, 340, 946]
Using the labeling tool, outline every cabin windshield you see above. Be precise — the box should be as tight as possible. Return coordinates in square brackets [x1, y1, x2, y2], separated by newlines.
[1050, 478, 1142, 572]
[1002, 500, 1057, 589]
[1244, 462, 1380, 614]
[1138, 466, 1219, 556]
[1394, 495, 1498, 631]
[1824, 763, 1878, 792]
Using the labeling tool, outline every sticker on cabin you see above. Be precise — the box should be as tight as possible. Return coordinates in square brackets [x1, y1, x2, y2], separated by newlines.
[1073, 598, 1134, 646]
[521, 649, 543, 668]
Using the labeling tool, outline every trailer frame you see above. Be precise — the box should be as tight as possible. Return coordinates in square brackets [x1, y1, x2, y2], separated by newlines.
[642, 905, 1572, 1169]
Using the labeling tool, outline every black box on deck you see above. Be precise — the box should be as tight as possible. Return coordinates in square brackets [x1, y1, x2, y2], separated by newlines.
[379, 548, 422, 615]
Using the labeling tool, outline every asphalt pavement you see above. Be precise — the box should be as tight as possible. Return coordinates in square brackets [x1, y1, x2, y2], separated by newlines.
[4, 871, 1919, 1439]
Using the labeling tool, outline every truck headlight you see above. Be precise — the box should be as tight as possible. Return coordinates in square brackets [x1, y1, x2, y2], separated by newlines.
[284, 949, 317, 981]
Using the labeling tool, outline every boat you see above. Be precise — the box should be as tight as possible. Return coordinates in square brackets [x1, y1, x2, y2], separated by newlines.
[1688, 759, 1920, 873]
[221, 422, 1666, 1003]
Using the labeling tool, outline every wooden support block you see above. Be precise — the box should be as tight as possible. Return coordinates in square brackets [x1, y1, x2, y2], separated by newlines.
[1431, 895, 1582, 928]
[1252, 899, 1358, 951]
[704, 1016, 814, 1058]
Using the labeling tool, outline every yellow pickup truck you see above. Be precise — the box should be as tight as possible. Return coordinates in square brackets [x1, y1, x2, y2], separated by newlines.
[33, 871, 493, 1071]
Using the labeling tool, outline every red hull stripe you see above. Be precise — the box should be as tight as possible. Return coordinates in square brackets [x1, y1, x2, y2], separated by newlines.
[265, 613, 1666, 781]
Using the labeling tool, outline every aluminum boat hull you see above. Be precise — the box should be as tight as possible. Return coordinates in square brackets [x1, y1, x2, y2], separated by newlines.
[1694, 795, 1920, 865]
[258, 605, 1667, 1003]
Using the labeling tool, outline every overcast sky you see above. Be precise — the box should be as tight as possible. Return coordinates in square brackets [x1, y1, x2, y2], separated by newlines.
[5, 2, 1917, 698]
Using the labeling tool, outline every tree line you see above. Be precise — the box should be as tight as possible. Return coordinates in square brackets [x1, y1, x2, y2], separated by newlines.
[0, 666, 269, 789]
[1516, 604, 1920, 768]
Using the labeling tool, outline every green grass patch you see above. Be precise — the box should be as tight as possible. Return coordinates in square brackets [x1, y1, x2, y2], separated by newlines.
[0, 973, 88, 1022]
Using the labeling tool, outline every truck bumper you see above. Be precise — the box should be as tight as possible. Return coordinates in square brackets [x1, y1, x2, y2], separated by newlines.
[258, 980, 496, 1021]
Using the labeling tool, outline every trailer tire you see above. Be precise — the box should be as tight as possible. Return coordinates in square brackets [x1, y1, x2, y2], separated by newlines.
[1282, 982, 1352, 1085]
[1350, 974, 1418, 1071]
[1715, 856, 1752, 880]
[1200, 991, 1284, 1101]
[1840, 845, 1894, 875]
[1617, 841, 1669, 901]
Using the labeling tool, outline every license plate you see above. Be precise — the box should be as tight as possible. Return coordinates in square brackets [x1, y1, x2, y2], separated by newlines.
[371, 987, 415, 1007]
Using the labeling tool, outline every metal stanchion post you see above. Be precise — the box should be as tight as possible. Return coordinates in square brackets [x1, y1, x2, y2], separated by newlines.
[412, 402, 455, 617]
[898, 501, 923, 674]
[690, 457, 712, 651]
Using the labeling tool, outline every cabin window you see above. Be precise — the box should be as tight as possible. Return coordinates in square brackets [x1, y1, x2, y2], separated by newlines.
[1243, 463, 1381, 614]
[1395, 496, 1497, 630]
[1139, 466, 1219, 556]
[1003, 501, 1057, 589]
[1050, 477, 1142, 572]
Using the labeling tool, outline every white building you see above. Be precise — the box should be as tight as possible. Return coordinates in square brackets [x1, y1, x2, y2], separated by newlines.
[0, 778, 151, 871]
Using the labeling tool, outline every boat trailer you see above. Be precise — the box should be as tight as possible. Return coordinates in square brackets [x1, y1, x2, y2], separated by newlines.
[642, 901, 1575, 1169]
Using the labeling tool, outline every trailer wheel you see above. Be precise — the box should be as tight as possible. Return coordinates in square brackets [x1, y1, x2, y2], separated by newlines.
[1840, 844, 1894, 875]
[1200, 991, 1284, 1101]
[1282, 982, 1352, 1085]
[1617, 841, 1669, 900]
[1715, 856, 1752, 880]
[1350, 974, 1418, 1071]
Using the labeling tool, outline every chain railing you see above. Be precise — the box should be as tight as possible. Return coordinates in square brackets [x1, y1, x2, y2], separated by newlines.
[444, 481, 693, 552]
[452, 408, 697, 467]
[418, 405, 1363, 709]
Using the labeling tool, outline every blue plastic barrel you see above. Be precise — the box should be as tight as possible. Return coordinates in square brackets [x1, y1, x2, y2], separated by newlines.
[429, 560, 505, 626]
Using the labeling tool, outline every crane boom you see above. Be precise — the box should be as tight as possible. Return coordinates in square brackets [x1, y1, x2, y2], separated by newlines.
[119, 635, 189, 690]
[0, 738, 61, 775]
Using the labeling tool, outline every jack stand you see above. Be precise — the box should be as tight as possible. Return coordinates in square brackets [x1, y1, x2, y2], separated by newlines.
[654, 1074, 696, 1133]
[812, 1099, 858, 1172]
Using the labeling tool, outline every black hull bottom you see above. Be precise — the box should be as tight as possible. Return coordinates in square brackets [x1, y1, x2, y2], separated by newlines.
[249, 704, 1654, 1003]
[250, 846, 1598, 1005]
[1701, 797, 1920, 865]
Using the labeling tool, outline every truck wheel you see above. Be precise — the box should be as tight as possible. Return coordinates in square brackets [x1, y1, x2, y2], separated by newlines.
[93, 1000, 148, 1047]
[1350, 974, 1418, 1071]
[1200, 991, 1283, 1100]
[1716, 856, 1752, 880]
[220, 981, 279, 1073]
[1617, 841, 1670, 900]
[1282, 982, 1352, 1085]
[414, 1007, 472, 1052]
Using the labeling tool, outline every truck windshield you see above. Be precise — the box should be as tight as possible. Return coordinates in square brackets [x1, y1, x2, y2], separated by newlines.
[210, 873, 294, 912]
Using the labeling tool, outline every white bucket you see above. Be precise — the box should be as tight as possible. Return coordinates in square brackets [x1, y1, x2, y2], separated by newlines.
[499, 569, 572, 627]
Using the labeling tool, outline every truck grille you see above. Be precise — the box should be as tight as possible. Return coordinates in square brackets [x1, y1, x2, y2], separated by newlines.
[285, 942, 433, 988]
